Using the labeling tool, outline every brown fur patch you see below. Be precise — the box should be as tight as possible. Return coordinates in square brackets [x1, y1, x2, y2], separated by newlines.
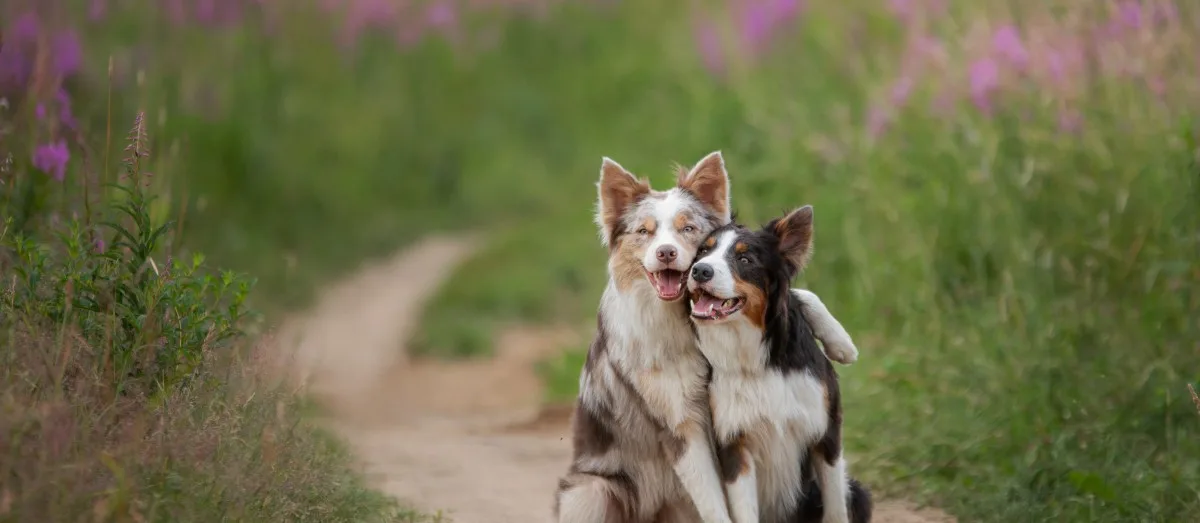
[672, 212, 690, 231]
[703, 236, 717, 249]
[734, 279, 768, 330]
[639, 216, 656, 235]
[717, 433, 749, 483]
[663, 419, 705, 463]
[678, 155, 728, 218]
[610, 236, 647, 291]
[572, 401, 617, 458]
[734, 242, 748, 254]
[599, 162, 652, 246]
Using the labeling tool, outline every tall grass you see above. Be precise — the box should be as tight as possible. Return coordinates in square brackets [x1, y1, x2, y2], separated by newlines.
[0, 3, 420, 514]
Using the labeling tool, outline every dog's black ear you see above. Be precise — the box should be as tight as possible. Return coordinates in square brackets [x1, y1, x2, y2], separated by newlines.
[769, 205, 814, 272]
[595, 157, 651, 248]
[677, 151, 731, 225]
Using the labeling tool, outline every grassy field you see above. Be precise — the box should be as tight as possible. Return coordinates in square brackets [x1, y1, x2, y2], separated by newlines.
[4, 0, 1199, 521]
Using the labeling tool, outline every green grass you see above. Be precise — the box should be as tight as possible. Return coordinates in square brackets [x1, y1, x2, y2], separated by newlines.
[0, 108, 415, 520]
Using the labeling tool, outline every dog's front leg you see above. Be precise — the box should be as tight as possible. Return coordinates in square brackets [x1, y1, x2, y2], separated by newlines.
[667, 424, 733, 523]
[814, 452, 852, 523]
[793, 289, 858, 364]
[721, 442, 758, 523]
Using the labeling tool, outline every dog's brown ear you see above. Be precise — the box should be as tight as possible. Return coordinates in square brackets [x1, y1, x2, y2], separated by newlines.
[677, 150, 731, 225]
[596, 157, 651, 247]
[772, 205, 814, 271]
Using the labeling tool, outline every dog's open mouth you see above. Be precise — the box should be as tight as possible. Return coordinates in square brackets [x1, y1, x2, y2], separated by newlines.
[646, 269, 687, 301]
[690, 291, 744, 320]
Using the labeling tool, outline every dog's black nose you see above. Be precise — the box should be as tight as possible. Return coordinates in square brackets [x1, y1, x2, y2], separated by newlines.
[691, 263, 714, 283]
[656, 245, 678, 262]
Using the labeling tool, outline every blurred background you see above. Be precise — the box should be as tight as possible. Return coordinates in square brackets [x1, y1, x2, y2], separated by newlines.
[2, 0, 1199, 521]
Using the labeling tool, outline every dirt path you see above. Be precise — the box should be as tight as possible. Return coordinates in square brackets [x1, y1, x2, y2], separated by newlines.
[275, 234, 955, 523]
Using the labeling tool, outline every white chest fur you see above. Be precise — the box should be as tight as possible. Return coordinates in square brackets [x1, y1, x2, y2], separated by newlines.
[602, 282, 709, 428]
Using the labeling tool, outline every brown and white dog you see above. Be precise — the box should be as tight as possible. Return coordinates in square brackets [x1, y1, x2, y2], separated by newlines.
[687, 206, 872, 523]
[554, 152, 861, 523]
[555, 151, 736, 523]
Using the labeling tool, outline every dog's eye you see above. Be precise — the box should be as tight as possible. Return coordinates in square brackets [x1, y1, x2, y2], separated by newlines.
[682, 225, 695, 233]
[738, 256, 750, 265]
[637, 227, 649, 235]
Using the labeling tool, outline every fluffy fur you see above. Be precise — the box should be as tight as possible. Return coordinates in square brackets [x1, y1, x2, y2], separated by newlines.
[687, 206, 872, 523]
[555, 151, 735, 523]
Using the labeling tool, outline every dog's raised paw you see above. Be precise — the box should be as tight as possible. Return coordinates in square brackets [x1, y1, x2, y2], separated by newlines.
[825, 341, 859, 365]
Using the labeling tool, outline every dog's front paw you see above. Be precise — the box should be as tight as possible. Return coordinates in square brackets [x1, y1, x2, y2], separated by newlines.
[823, 338, 859, 365]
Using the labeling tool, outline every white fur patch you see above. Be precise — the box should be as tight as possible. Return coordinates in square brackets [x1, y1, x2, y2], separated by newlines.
[814, 455, 851, 523]
[642, 191, 689, 272]
[690, 229, 739, 299]
[674, 433, 734, 523]
[726, 448, 759, 523]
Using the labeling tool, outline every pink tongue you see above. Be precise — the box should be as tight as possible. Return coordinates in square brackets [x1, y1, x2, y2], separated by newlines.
[656, 271, 682, 296]
[694, 294, 724, 312]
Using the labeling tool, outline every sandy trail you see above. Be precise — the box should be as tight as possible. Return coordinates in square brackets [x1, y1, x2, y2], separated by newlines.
[275, 234, 954, 523]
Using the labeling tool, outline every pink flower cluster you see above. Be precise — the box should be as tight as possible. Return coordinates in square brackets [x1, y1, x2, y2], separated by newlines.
[862, 0, 1186, 139]
[693, 0, 808, 76]
[1, 8, 83, 182]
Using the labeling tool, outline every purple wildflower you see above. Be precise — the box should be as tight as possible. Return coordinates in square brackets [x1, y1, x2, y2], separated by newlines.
[992, 25, 1028, 70]
[1117, 1, 1143, 30]
[32, 140, 70, 181]
[36, 104, 47, 120]
[9, 12, 40, 43]
[56, 88, 78, 129]
[888, 0, 914, 22]
[693, 15, 725, 76]
[740, 2, 774, 52]
[426, 1, 458, 30]
[968, 57, 1000, 114]
[771, 0, 804, 20]
[89, 0, 107, 20]
[890, 75, 914, 106]
[195, 0, 217, 23]
[51, 31, 83, 77]
[866, 104, 890, 139]
[0, 12, 39, 86]
[165, 0, 187, 25]
[1058, 109, 1083, 133]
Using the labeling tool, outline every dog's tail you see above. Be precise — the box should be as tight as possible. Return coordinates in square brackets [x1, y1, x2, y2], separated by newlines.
[848, 477, 873, 523]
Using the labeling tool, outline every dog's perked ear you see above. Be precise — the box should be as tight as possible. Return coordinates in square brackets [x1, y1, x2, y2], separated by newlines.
[677, 150, 731, 224]
[595, 157, 651, 248]
[770, 205, 814, 274]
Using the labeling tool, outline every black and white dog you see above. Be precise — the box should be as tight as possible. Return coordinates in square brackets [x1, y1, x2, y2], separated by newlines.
[687, 206, 872, 523]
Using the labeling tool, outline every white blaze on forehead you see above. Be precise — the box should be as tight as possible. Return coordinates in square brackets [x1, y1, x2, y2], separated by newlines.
[692, 229, 739, 298]
[642, 190, 690, 270]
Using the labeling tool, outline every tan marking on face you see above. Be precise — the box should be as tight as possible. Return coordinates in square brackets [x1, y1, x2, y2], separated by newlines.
[639, 216, 656, 235]
[734, 242, 748, 254]
[704, 237, 717, 249]
[673, 212, 690, 231]
[610, 235, 648, 291]
[733, 279, 768, 330]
